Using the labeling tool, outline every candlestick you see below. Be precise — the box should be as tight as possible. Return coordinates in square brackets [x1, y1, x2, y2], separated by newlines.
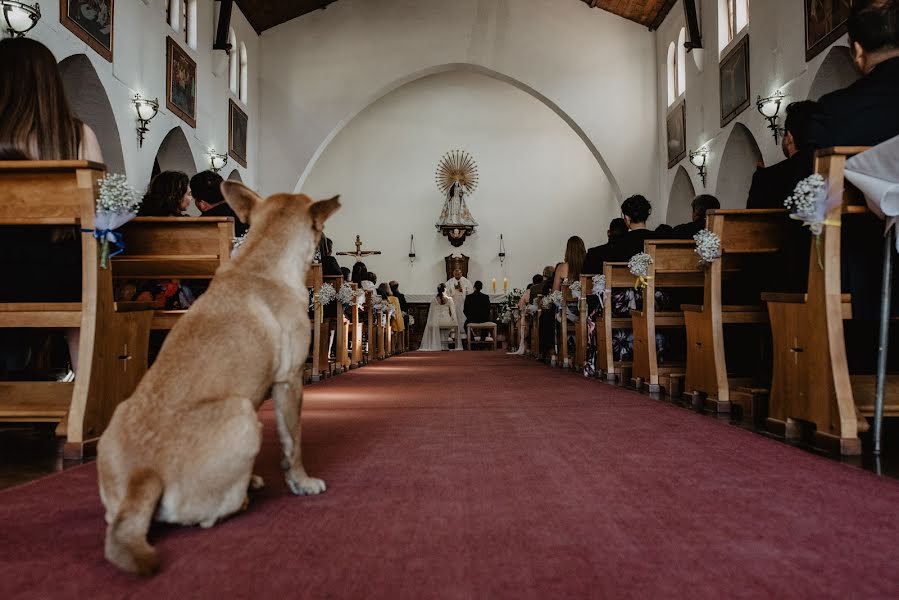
[492, 277, 496, 292]
[503, 278, 508, 292]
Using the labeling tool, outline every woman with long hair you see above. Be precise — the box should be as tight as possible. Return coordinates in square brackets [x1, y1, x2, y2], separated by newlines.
[552, 236, 587, 291]
[138, 171, 192, 217]
[0, 38, 104, 380]
[419, 283, 460, 351]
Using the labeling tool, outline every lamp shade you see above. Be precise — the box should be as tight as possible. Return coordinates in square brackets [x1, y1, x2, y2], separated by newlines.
[689, 148, 708, 168]
[209, 152, 228, 172]
[756, 91, 784, 119]
[133, 95, 159, 122]
[1, 1, 40, 35]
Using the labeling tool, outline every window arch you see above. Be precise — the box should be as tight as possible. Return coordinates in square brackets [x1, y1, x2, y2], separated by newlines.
[184, 0, 197, 49]
[666, 42, 676, 106]
[167, 0, 181, 32]
[239, 43, 249, 104]
[228, 29, 238, 94]
[719, 0, 749, 51]
[677, 28, 687, 96]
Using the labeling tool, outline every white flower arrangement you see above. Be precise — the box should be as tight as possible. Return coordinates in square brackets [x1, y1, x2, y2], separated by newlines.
[408, 315, 415, 326]
[568, 280, 582, 299]
[336, 282, 355, 305]
[785, 174, 829, 235]
[541, 290, 563, 309]
[499, 308, 512, 324]
[315, 283, 337, 306]
[354, 289, 366, 306]
[93, 174, 142, 268]
[592, 274, 606, 297]
[629, 252, 653, 290]
[231, 232, 249, 256]
[526, 304, 538, 315]
[693, 229, 722, 265]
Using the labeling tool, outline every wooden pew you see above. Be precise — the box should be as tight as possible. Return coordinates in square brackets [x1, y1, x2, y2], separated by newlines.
[630, 240, 703, 394]
[363, 290, 375, 363]
[350, 284, 363, 367]
[304, 264, 324, 382]
[529, 295, 542, 357]
[762, 147, 881, 455]
[0, 161, 152, 458]
[682, 209, 792, 418]
[322, 274, 347, 375]
[559, 282, 586, 370]
[112, 216, 234, 330]
[596, 263, 633, 382]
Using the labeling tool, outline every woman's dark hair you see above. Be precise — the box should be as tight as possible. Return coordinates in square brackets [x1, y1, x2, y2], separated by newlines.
[190, 170, 225, 204]
[138, 171, 189, 216]
[621, 194, 652, 224]
[351, 262, 367, 285]
[848, 0, 899, 53]
[367, 272, 378, 285]
[377, 283, 390, 298]
[341, 266, 351, 281]
[437, 283, 447, 304]
[564, 236, 587, 281]
[0, 38, 83, 160]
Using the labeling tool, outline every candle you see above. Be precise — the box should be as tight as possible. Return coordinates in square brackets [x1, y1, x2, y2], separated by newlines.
[503, 278, 508, 291]
[492, 278, 497, 292]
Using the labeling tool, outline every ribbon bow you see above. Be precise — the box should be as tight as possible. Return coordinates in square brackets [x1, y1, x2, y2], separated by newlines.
[82, 228, 125, 269]
[634, 275, 652, 290]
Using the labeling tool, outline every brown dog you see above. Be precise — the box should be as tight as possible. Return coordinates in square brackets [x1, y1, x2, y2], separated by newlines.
[97, 182, 340, 575]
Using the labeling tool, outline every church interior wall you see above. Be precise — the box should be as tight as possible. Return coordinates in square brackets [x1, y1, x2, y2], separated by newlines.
[656, 0, 859, 219]
[300, 70, 615, 294]
[258, 0, 660, 219]
[16, 0, 259, 193]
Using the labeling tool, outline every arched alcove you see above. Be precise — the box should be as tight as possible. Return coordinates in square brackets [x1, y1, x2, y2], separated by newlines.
[807, 46, 861, 100]
[716, 123, 763, 208]
[154, 126, 197, 174]
[227, 169, 243, 182]
[58, 54, 126, 174]
[666, 166, 697, 225]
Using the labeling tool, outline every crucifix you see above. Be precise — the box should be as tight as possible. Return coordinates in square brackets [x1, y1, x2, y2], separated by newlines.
[336, 235, 382, 260]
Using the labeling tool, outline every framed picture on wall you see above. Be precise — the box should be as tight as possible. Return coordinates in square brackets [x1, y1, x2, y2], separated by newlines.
[720, 35, 750, 127]
[805, 0, 853, 61]
[60, 0, 114, 62]
[666, 101, 687, 168]
[229, 100, 248, 168]
[166, 37, 197, 128]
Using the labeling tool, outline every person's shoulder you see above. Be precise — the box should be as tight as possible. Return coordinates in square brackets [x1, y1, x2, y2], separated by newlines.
[78, 123, 104, 163]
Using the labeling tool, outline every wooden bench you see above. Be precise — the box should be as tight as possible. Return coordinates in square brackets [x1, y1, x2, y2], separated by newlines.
[762, 146, 886, 455]
[0, 160, 152, 458]
[630, 240, 704, 394]
[349, 284, 363, 367]
[304, 264, 325, 382]
[529, 295, 542, 357]
[596, 263, 633, 383]
[682, 209, 792, 419]
[467, 323, 498, 350]
[559, 282, 586, 370]
[321, 274, 348, 376]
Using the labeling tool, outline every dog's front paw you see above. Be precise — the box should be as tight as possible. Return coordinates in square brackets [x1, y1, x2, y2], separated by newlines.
[287, 475, 327, 496]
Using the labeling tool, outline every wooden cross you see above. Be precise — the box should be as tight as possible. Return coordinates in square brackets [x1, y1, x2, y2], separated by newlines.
[336, 235, 382, 259]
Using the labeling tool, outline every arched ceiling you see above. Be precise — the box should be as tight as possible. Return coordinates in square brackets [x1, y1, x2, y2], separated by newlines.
[235, 0, 676, 34]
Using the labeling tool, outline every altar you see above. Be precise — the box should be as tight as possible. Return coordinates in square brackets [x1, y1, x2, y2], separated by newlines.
[406, 293, 509, 304]
[406, 293, 511, 350]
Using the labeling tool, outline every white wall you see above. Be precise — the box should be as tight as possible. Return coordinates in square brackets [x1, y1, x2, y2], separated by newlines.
[258, 0, 660, 220]
[655, 0, 859, 217]
[302, 71, 614, 294]
[15, 0, 259, 192]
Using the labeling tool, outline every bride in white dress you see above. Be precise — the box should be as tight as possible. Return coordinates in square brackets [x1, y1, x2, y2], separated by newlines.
[419, 284, 462, 351]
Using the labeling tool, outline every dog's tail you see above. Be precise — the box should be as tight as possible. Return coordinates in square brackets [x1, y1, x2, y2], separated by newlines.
[105, 469, 164, 576]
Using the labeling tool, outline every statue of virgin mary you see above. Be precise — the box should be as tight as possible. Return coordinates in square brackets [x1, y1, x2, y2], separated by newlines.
[436, 182, 478, 230]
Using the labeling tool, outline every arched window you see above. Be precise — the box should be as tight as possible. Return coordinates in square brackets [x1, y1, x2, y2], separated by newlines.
[677, 28, 687, 96]
[167, 0, 181, 32]
[719, 0, 749, 51]
[184, 0, 197, 49]
[228, 29, 238, 94]
[239, 43, 249, 104]
[666, 42, 676, 106]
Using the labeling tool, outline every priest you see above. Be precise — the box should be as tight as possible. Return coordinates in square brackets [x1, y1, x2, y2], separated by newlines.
[445, 267, 474, 339]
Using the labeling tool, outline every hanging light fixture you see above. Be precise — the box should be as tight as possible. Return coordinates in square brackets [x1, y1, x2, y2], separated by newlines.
[408, 234, 416, 264]
[498, 234, 506, 265]
[132, 94, 159, 148]
[1, 1, 40, 37]
[756, 90, 785, 145]
[689, 147, 709, 187]
[208, 149, 229, 173]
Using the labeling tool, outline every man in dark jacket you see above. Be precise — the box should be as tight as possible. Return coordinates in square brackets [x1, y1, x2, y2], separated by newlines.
[582, 218, 628, 277]
[672, 194, 721, 239]
[191, 171, 249, 236]
[463, 281, 492, 327]
[389, 280, 409, 327]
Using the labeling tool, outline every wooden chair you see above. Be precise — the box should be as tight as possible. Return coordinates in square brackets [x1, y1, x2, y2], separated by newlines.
[0, 161, 152, 458]
[304, 264, 325, 382]
[762, 147, 885, 455]
[467, 323, 498, 350]
[682, 209, 792, 418]
[559, 283, 587, 370]
[630, 240, 704, 394]
[596, 263, 633, 382]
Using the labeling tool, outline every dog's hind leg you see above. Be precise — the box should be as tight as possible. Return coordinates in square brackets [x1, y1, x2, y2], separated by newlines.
[105, 469, 164, 576]
[271, 380, 326, 496]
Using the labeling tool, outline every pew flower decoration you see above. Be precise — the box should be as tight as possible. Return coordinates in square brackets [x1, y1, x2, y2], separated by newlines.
[785, 174, 830, 236]
[542, 290, 563, 309]
[354, 289, 366, 306]
[498, 308, 513, 324]
[315, 283, 337, 306]
[526, 303, 538, 315]
[592, 274, 606, 297]
[92, 174, 142, 268]
[628, 252, 653, 290]
[231, 232, 249, 256]
[568, 280, 582, 299]
[336, 282, 355, 305]
[693, 229, 722, 265]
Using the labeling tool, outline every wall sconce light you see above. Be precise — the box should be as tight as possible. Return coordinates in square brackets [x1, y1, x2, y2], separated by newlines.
[498, 234, 506, 265]
[757, 90, 785, 144]
[208, 149, 228, 173]
[1, 1, 40, 37]
[132, 93, 159, 148]
[408, 234, 416, 264]
[689, 147, 709, 187]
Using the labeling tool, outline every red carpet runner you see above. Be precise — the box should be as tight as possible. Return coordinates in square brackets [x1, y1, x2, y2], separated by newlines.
[1, 352, 898, 598]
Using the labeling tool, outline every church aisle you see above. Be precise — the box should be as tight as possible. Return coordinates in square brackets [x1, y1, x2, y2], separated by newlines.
[1, 352, 898, 598]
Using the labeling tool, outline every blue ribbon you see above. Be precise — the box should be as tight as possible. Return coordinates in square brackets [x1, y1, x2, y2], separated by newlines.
[81, 228, 125, 257]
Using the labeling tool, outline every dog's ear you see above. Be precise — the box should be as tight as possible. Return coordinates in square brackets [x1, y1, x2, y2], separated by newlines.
[221, 181, 262, 224]
[309, 195, 341, 232]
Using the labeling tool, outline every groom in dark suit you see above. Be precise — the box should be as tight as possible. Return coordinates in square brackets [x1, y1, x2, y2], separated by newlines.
[463, 281, 491, 328]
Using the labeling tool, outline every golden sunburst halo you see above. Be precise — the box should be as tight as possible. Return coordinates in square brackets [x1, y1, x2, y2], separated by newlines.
[435, 150, 479, 196]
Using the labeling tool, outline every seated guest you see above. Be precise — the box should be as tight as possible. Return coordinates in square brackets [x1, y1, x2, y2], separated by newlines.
[376, 282, 390, 300]
[464, 281, 493, 328]
[318, 237, 341, 276]
[360, 271, 377, 292]
[552, 236, 586, 291]
[509, 274, 545, 355]
[808, 0, 899, 148]
[654, 224, 674, 237]
[671, 194, 721, 239]
[606, 195, 668, 263]
[389, 280, 409, 327]
[747, 101, 821, 209]
[191, 171, 249, 236]
[583, 218, 628, 276]
[138, 171, 192, 216]
[351, 261, 368, 286]
[341, 266, 351, 281]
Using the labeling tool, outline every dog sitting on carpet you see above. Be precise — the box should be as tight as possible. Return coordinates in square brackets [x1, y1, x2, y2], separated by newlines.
[97, 182, 340, 576]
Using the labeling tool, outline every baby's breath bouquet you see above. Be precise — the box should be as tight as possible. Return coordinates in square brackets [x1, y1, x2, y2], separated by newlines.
[568, 280, 582, 299]
[785, 174, 829, 235]
[526, 304, 538, 315]
[592, 274, 606, 297]
[93, 174, 142, 268]
[315, 283, 337, 306]
[231, 232, 249, 256]
[336, 282, 355, 305]
[628, 252, 653, 289]
[693, 229, 722, 265]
